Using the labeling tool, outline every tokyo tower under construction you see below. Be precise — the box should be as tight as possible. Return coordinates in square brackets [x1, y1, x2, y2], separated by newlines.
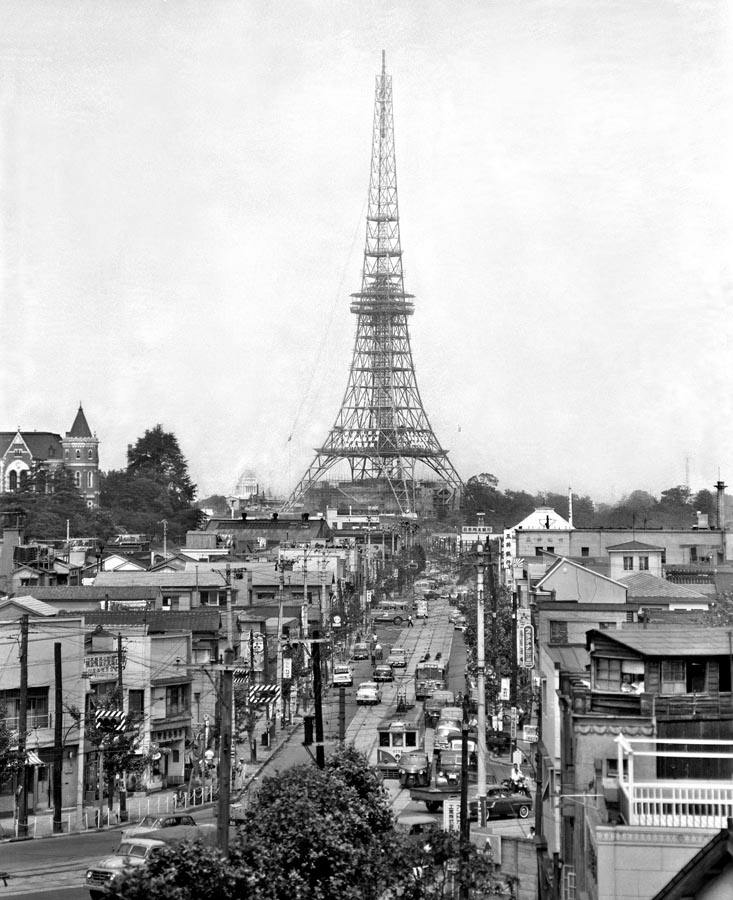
[283, 52, 464, 516]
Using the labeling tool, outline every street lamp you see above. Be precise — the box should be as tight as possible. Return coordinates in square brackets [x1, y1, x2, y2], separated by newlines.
[474, 542, 489, 827]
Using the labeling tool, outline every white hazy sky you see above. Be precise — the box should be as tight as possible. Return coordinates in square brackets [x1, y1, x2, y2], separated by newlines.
[2, 0, 732, 505]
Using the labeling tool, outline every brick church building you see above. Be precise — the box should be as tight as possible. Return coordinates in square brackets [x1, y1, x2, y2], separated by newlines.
[0, 405, 100, 507]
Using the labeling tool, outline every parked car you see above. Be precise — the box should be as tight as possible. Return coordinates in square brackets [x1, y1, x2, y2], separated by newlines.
[395, 812, 440, 841]
[454, 615, 467, 630]
[332, 663, 354, 686]
[352, 642, 370, 660]
[121, 814, 197, 839]
[470, 786, 533, 821]
[373, 664, 394, 683]
[356, 681, 382, 705]
[387, 647, 407, 668]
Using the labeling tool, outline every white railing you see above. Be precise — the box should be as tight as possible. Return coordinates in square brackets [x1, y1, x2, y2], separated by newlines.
[619, 780, 733, 828]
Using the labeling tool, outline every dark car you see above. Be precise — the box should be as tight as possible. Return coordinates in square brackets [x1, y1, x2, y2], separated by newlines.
[398, 751, 431, 788]
[373, 611, 405, 625]
[352, 642, 370, 660]
[373, 664, 394, 682]
[470, 786, 532, 821]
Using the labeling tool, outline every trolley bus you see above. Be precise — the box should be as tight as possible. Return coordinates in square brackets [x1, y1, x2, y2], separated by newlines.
[414, 658, 449, 701]
[376, 708, 425, 778]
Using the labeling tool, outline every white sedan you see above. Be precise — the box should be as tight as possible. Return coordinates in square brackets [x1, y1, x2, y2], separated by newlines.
[356, 681, 382, 705]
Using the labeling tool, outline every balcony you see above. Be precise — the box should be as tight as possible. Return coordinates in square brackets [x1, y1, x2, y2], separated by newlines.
[616, 734, 733, 829]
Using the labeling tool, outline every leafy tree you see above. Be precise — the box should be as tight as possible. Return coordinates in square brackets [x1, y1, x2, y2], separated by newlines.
[127, 425, 197, 509]
[692, 489, 716, 518]
[101, 426, 204, 541]
[0, 470, 116, 541]
[0, 703, 21, 787]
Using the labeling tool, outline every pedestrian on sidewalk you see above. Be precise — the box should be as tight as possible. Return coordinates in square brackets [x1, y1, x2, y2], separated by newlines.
[407, 615, 413, 627]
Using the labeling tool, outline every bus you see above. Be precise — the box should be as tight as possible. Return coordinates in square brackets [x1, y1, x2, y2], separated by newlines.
[376, 708, 425, 778]
[414, 658, 449, 701]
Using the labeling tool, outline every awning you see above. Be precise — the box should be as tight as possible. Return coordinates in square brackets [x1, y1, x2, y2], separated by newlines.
[26, 750, 43, 766]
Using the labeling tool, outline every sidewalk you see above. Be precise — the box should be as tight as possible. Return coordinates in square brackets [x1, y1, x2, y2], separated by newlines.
[1, 718, 302, 843]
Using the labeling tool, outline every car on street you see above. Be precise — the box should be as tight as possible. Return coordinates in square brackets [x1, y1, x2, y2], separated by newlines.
[470, 786, 533, 821]
[373, 610, 405, 625]
[373, 664, 394, 682]
[121, 813, 197, 839]
[356, 680, 382, 705]
[395, 812, 439, 841]
[397, 751, 431, 788]
[352, 642, 370, 660]
[332, 663, 354, 686]
[387, 646, 407, 667]
[454, 614, 467, 630]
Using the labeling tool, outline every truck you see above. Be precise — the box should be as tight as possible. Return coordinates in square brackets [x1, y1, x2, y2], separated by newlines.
[408, 756, 496, 813]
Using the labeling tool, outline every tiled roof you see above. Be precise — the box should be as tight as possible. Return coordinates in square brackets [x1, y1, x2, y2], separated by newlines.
[0, 432, 63, 459]
[67, 405, 92, 437]
[61, 608, 223, 633]
[587, 625, 727, 656]
[605, 540, 665, 552]
[26, 586, 160, 601]
[619, 573, 706, 600]
[0, 596, 58, 616]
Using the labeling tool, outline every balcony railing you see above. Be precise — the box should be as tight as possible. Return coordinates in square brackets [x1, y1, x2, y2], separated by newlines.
[619, 780, 733, 829]
[3, 714, 51, 731]
[617, 734, 733, 828]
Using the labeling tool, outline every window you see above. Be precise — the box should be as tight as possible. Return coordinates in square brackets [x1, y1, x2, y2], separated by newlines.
[661, 660, 686, 694]
[639, 556, 649, 571]
[76, 450, 81, 459]
[581, 547, 590, 557]
[162, 596, 180, 611]
[74, 471, 81, 487]
[623, 556, 634, 570]
[14, 447, 21, 457]
[535, 547, 543, 556]
[8, 471, 17, 491]
[88, 449, 93, 459]
[166, 685, 188, 717]
[128, 689, 144, 717]
[193, 648, 211, 664]
[549, 621, 568, 644]
[0, 688, 49, 729]
[48, 446, 55, 457]
[598, 622, 613, 630]
[19, 470, 27, 488]
[595, 657, 622, 691]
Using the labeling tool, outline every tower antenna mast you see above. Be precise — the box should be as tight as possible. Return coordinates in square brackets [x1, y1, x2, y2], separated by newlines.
[282, 52, 463, 514]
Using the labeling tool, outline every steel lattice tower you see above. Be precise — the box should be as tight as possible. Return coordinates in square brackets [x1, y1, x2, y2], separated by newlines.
[283, 52, 463, 514]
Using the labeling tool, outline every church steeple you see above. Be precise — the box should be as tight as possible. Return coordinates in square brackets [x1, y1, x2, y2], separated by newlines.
[67, 403, 92, 438]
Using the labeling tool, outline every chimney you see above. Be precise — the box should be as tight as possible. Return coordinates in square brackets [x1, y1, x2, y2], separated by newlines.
[716, 480, 726, 530]
[568, 487, 574, 528]
[271, 512, 279, 521]
[241, 512, 247, 521]
[301, 512, 310, 521]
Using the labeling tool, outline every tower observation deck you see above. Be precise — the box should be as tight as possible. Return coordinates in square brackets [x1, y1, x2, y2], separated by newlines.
[282, 52, 464, 515]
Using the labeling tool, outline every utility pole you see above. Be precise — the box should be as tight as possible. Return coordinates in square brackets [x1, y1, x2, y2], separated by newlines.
[225, 564, 233, 649]
[475, 541, 488, 827]
[312, 631, 325, 768]
[117, 634, 128, 822]
[17, 614, 28, 838]
[510, 589, 518, 761]
[53, 642, 63, 834]
[459, 693, 471, 900]
[216, 648, 234, 857]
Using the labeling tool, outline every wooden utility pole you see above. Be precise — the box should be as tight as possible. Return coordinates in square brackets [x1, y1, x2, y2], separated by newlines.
[17, 614, 29, 837]
[216, 648, 234, 857]
[312, 632, 325, 768]
[117, 634, 128, 822]
[459, 693, 471, 900]
[53, 643, 63, 833]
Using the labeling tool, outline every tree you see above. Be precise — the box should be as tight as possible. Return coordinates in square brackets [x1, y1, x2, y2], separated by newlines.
[106, 745, 455, 900]
[0, 703, 21, 787]
[101, 426, 204, 541]
[126, 425, 197, 509]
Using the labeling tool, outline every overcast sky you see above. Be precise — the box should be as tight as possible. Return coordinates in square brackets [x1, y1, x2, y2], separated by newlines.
[2, 0, 732, 505]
